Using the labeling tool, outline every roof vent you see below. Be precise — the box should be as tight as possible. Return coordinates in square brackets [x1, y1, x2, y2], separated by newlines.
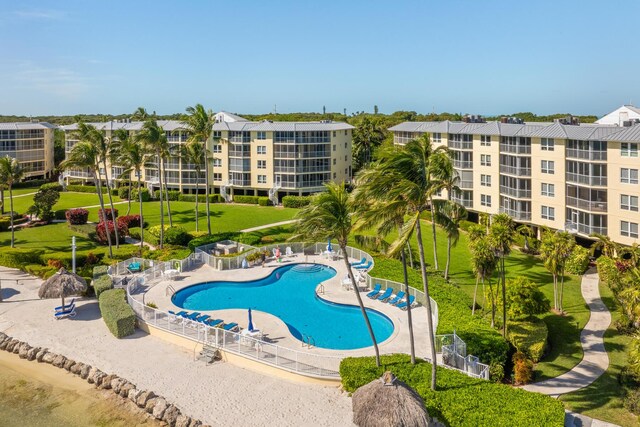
[556, 115, 580, 126]
[623, 119, 640, 127]
[463, 115, 486, 124]
[501, 117, 524, 124]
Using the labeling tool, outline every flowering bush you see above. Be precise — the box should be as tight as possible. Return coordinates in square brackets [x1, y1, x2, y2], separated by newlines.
[95, 221, 128, 245]
[98, 208, 119, 222]
[117, 214, 141, 229]
[65, 208, 89, 225]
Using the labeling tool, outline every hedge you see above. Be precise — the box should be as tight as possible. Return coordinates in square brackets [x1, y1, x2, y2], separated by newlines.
[178, 193, 224, 203]
[188, 232, 242, 251]
[0, 249, 44, 269]
[597, 256, 621, 291]
[13, 179, 47, 189]
[66, 208, 89, 225]
[98, 289, 136, 338]
[258, 196, 272, 206]
[164, 226, 192, 246]
[566, 245, 590, 275]
[98, 208, 119, 222]
[92, 271, 113, 299]
[507, 318, 548, 362]
[282, 195, 312, 208]
[118, 186, 131, 199]
[24, 264, 58, 279]
[40, 182, 63, 192]
[131, 187, 151, 202]
[117, 214, 141, 229]
[95, 221, 128, 245]
[233, 195, 259, 204]
[66, 184, 107, 194]
[340, 354, 565, 427]
[40, 250, 104, 270]
[129, 227, 159, 246]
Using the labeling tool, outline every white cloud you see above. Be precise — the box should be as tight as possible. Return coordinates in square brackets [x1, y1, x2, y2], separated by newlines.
[13, 9, 67, 20]
[8, 62, 90, 99]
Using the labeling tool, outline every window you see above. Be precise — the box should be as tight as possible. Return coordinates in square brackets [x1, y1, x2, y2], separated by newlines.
[257, 145, 266, 155]
[621, 168, 639, 184]
[432, 133, 441, 143]
[212, 158, 222, 167]
[333, 158, 336, 165]
[480, 154, 491, 166]
[480, 194, 491, 207]
[257, 175, 267, 184]
[332, 131, 336, 137]
[541, 206, 555, 220]
[541, 138, 554, 151]
[344, 130, 348, 135]
[541, 160, 555, 174]
[621, 195, 639, 212]
[480, 174, 491, 187]
[541, 183, 555, 197]
[621, 221, 639, 238]
[345, 142, 347, 148]
[621, 142, 639, 157]
[212, 144, 222, 153]
[480, 135, 491, 146]
[257, 131, 266, 140]
[213, 131, 221, 138]
[333, 144, 336, 152]
[257, 160, 266, 169]
[345, 155, 347, 161]
[213, 173, 222, 181]
[333, 172, 336, 179]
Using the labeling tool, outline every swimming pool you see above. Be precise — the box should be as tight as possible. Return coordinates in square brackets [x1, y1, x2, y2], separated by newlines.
[171, 264, 395, 350]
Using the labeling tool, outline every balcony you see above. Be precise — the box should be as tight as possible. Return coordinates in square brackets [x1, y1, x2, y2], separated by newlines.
[566, 149, 607, 161]
[453, 160, 473, 169]
[499, 207, 532, 221]
[451, 196, 473, 208]
[459, 180, 473, 189]
[499, 186, 531, 199]
[565, 221, 607, 236]
[566, 196, 608, 212]
[448, 141, 473, 150]
[566, 173, 607, 186]
[499, 165, 531, 176]
[499, 144, 531, 155]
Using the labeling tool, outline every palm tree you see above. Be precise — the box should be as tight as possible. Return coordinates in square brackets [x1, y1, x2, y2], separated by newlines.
[185, 104, 215, 235]
[292, 182, 381, 366]
[62, 139, 113, 257]
[518, 224, 535, 252]
[540, 230, 561, 311]
[131, 106, 150, 121]
[354, 164, 416, 364]
[112, 129, 152, 255]
[136, 119, 168, 249]
[469, 237, 497, 317]
[557, 232, 576, 313]
[488, 213, 515, 336]
[433, 199, 467, 280]
[352, 116, 386, 171]
[0, 156, 25, 248]
[181, 141, 206, 232]
[590, 233, 619, 258]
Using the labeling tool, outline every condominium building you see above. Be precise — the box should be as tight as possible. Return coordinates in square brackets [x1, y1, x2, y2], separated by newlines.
[62, 112, 353, 203]
[389, 115, 640, 246]
[0, 122, 56, 179]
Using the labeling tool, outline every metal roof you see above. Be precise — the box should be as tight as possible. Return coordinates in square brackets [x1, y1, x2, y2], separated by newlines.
[602, 124, 640, 142]
[0, 122, 57, 130]
[213, 120, 354, 132]
[61, 120, 186, 132]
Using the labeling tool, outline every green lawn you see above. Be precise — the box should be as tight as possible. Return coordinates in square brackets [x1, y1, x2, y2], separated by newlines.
[6, 191, 121, 215]
[0, 222, 105, 252]
[561, 283, 637, 426]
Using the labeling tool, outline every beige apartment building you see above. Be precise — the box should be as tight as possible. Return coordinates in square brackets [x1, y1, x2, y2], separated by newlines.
[0, 122, 56, 179]
[62, 112, 353, 204]
[389, 117, 640, 246]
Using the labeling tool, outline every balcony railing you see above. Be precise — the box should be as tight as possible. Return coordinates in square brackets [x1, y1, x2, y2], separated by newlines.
[565, 221, 607, 236]
[499, 144, 531, 154]
[499, 207, 532, 221]
[566, 149, 607, 161]
[499, 186, 531, 199]
[566, 197, 608, 212]
[452, 196, 473, 208]
[453, 160, 473, 169]
[459, 180, 473, 189]
[448, 141, 473, 150]
[499, 165, 531, 176]
[566, 173, 607, 186]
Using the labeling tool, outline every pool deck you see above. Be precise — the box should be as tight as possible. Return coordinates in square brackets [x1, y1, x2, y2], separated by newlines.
[141, 254, 433, 360]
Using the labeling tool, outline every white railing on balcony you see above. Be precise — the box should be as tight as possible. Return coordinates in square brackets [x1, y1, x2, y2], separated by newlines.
[453, 160, 473, 169]
[566, 196, 608, 212]
[499, 144, 531, 155]
[566, 149, 607, 161]
[499, 207, 532, 221]
[448, 141, 473, 150]
[499, 165, 531, 176]
[566, 173, 607, 186]
[565, 221, 607, 236]
[499, 186, 531, 199]
[459, 180, 473, 189]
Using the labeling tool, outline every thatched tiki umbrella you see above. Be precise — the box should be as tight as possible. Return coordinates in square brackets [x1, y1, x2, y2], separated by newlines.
[38, 268, 87, 308]
[352, 371, 432, 427]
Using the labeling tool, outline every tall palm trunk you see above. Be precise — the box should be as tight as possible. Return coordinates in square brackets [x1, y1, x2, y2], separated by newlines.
[406, 242, 414, 269]
[8, 186, 15, 248]
[204, 151, 211, 235]
[415, 219, 438, 391]
[559, 268, 566, 313]
[102, 158, 119, 248]
[162, 158, 173, 227]
[157, 152, 164, 249]
[430, 197, 439, 270]
[501, 257, 507, 337]
[94, 171, 113, 257]
[1, 189, 5, 214]
[401, 248, 416, 364]
[472, 276, 479, 316]
[445, 236, 452, 279]
[194, 169, 200, 232]
[126, 179, 132, 216]
[137, 172, 145, 255]
[342, 245, 380, 367]
[488, 278, 496, 327]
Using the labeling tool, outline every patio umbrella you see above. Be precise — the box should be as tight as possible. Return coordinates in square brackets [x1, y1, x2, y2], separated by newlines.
[248, 308, 255, 332]
[352, 371, 432, 427]
[327, 238, 333, 252]
[38, 267, 87, 309]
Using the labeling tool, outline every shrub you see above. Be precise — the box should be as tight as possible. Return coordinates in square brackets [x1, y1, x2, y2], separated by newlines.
[566, 245, 590, 275]
[102, 245, 148, 263]
[24, 264, 57, 279]
[65, 208, 89, 225]
[98, 208, 119, 222]
[47, 259, 64, 269]
[98, 289, 135, 338]
[146, 245, 191, 261]
[597, 256, 621, 291]
[167, 190, 181, 201]
[507, 318, 548, 362]
[85, 252, 99, 265]
[624, 389, 640, 415]
[260, 233, 292, 244]
[513, 352, 534, 385]
[95, 221, 128, 245]
[130, 187, 151, 202]
[233, 195, 259, 204]
[30, 187, 60, 222]
[178, 193, 224, 203]
[497, 277, 550, 319]
[282, 195, 312, 208]
[53, 209, 67, 220]
[258, 196, 272, 206]
[13, 179, 47, 189]
[40, 182, 63, 192]
[340, 354, 565, 426]
[92, 273, 113, 298]
[118, 186, 131, 199]
[128, 227, 159, 246]
[117, 214, 141, 229]
[163, 226, 192, 246]
[188, 232, 242, 251]
[0, 249, 44, 268]
[66, 184, 107, 194]
[148, 224, 168, 238]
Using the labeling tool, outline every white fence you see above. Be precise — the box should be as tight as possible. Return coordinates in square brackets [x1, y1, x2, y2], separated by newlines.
[114, 242, 489, 380]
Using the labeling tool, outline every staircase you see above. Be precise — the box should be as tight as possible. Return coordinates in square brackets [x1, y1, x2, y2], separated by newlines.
[268, 177, 281, 206]
[220, 180, 233, 202]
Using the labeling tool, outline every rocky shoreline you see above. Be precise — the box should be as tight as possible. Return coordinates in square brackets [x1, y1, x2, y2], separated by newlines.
[0, 332, 207, 427]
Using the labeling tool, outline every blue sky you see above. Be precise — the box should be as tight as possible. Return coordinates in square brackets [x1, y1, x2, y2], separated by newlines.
[1, 0, 638, 117]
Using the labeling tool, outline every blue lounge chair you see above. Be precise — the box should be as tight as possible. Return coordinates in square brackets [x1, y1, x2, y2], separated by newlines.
[55, 304, 76, 319]
[366, 284, 382, 298]
[196, 315, 211, 324]
[350, 257, 367, 267]
[388, 291, 406, 306]
[185, 312, 202, 320]
[376, 288, 393, 302]
[355, 261, 373, 270]
[55, 298, 76, 311]
[397, 295, 416, 310]
[169, 310, 188, 317]
[128, 262, 141, 273]
[206, 319, 223, 327]
[223, 322, 239, 331]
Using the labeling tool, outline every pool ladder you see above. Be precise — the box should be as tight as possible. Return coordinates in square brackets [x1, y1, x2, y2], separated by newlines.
[317, 284, 325, 295]
[302, 334, 315, 349]
[166, 284, 176, 296]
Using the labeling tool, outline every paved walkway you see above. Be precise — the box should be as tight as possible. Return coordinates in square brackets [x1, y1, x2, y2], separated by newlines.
[240, 219, 298, 233]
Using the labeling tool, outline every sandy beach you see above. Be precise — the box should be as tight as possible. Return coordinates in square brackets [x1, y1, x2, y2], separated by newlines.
[0, 266, 354, 426]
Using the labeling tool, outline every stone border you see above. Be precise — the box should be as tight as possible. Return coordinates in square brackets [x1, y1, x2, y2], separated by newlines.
[0, 332, 208, 427]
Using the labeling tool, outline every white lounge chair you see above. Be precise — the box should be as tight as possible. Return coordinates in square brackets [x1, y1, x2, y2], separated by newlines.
[285, 247, 294, 257]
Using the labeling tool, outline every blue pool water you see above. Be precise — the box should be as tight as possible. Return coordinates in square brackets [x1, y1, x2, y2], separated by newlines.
[171, 264, 394, 350]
